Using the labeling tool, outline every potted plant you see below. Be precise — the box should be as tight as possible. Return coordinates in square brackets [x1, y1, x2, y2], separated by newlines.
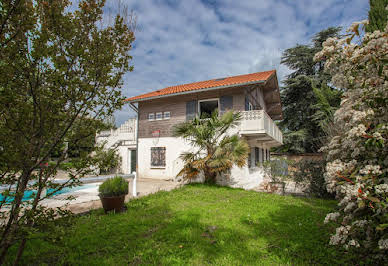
[98, 176, 129, 213]
[262, 159, 289, 195]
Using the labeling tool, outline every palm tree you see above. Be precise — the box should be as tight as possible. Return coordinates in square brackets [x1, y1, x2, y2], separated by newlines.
[173, 110, 249, 184]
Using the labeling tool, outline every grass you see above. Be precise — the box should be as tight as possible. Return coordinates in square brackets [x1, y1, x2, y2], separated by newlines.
[7, 184, 356, 265]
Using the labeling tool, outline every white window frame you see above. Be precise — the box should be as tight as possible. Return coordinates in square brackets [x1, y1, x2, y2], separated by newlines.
[198, 98, 220, 117]
[148, 113, 155, 121]
[155, 112, 163, 120]
[163, 111, 171, 120]
[248, 102, 253, 111]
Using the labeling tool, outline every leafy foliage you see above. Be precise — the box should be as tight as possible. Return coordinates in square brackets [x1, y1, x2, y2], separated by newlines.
[262, 158, 290, 183]
[0, 0, 135, 263]
[278, 27, 342, 154]
[311, 83, 342, 131]
[93, 144, 121, 174]
[98, 176, 129, 197]
[315, 20, 388, 260]
[365, 0, 388, 32]
[292, 159, 334, 199]
[173, 110, 249, 184]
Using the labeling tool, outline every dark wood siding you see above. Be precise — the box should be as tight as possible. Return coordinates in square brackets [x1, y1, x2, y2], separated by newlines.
[138, 86, 247, 138]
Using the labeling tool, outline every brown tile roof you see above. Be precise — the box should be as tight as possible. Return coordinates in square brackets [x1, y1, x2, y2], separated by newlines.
[125, 70, 276, 102]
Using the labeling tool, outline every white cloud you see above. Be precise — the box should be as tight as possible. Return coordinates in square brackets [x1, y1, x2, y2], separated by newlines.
[106, 0, 368, 125]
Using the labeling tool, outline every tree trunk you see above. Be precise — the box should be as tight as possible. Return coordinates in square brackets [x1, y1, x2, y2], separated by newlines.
[204, 167, 217, 184]
[0, 170, 31, 264]
[13, 238, 26, 266]
[0, 243, 11, 265]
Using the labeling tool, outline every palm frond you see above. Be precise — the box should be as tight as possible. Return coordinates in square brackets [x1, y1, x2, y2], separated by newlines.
[174, 109, 249, 183]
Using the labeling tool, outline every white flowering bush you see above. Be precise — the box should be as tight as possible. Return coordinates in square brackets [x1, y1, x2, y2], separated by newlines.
[314, 20, 388, 259]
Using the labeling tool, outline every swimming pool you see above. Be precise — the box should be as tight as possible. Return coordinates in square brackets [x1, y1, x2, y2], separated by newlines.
[0, 183, 99, 203]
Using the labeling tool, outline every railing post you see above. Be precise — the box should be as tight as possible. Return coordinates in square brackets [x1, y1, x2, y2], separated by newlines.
[132, 171, 137, 197]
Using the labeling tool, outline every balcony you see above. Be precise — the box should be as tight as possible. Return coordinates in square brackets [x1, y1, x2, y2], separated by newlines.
[239, 110, 283, 146]
[96, 118, 137, 149]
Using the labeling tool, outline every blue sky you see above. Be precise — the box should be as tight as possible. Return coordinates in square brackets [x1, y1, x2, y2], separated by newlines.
[108, 0, 369, 125]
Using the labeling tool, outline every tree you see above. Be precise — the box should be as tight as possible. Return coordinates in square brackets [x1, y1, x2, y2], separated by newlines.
[0, 0, 135, 263]
[278, 27, 342, 154]
[93, 144, 122, 174]
[173, 111, 249, 184]
[315, 20, 387, 260]
[365, 0, 388, 32]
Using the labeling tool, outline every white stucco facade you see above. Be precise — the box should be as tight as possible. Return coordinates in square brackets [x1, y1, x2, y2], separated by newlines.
[138, 135, 272, 190]
[138, 137, 192, 180]
[96, 111, 281, 190]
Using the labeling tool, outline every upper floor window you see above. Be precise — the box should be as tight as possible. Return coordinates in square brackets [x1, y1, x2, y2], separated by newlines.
[155, 112, 163, 120]
[163, 111, 171, 120]
[149, 111, 171, 121]
[198, 98, 219, 118]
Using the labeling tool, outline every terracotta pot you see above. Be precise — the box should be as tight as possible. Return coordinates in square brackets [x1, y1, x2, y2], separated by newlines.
[268, 182, 286, 195]
[100, 195, 125, 213]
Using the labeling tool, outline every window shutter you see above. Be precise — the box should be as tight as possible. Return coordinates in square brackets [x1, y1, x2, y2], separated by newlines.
[186, 100, 197, 121]
[220, 95, 233, 115]
[245, 96, 249, 111]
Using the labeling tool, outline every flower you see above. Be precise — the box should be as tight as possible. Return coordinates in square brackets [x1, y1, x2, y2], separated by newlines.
[316, 18, 388, 258]
[360, 165, 382, 175]
[378, 239, 388, 250]
[324, 212, 341, 224]
[375, 184, 388, 194]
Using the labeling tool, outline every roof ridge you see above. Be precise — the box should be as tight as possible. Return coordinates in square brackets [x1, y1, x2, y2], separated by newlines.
[163, 70, 275, 89]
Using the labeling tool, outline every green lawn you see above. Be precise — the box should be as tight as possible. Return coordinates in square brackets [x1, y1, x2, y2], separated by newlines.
[8, 184, 356, 265]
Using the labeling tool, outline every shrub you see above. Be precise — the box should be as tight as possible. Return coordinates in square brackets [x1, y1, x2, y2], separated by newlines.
[292, 159, 334, 199]
[314, 20, 387, 260]
[98, 176, 129, 197]
[93, 146, 121, 174]
[262, 158, 290, 183]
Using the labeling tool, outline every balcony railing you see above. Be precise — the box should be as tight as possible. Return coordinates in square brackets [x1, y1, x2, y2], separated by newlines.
[96, 118, 137, 150]
[239, 110, 283, 145]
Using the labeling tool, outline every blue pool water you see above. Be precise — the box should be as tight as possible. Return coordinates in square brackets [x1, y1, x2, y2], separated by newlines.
[0, 183, 98, 203]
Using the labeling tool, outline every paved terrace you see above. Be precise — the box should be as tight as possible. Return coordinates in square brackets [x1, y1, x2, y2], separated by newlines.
[41, 178, 181, 215]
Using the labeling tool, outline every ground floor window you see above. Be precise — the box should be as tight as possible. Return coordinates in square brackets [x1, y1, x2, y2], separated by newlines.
[151, 147, 166, 167]
[255, 147, 260, 166]
[249, 147, 270, 168]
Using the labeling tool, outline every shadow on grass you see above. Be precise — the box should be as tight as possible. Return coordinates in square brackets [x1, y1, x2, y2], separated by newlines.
[8, 186, 358, 265]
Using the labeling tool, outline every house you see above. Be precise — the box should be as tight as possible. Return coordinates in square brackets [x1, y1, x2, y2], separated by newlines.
[126, 70, 283, 189]
[95, 118, 137, 174]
